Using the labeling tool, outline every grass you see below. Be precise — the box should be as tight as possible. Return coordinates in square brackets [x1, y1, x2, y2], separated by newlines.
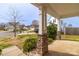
[62, 35, 79, 41]
[16, 34, 38, 49]
[0, 44, 12, 49]
[0, 33, 79, 52]
[0, 33, 54, 51]
[17, 34, 37, 39]
[17, 34, 54, 50]
[0, 34, 38, 50]
[48, 38, 54, 44]
[1, 34, 79, 50]
[0, 37, 12, 49]
[17, 34, 38, 41]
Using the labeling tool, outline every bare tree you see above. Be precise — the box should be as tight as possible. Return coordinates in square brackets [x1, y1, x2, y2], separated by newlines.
[8, 21, 20, 37]
[0, 23, 6, 31]
[8, 8, 23, 37]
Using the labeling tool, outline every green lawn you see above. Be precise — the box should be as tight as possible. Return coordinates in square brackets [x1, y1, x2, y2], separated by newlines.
[0, 34, 38, 50]
[0, 37, 12, 49]
[1, 34, 79, 50]
[0, 33, 54, 50]
[62, 35, 79, 41]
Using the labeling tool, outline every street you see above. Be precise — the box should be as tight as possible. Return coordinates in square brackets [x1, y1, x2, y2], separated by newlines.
[0, 31, 19, 38]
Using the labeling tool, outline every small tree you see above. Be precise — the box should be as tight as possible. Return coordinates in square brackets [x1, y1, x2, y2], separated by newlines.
[8, 7, 23, 37]
[8, 21, 20, 36]
[0, 23, 6, 31]
[47, 23, 57, 40]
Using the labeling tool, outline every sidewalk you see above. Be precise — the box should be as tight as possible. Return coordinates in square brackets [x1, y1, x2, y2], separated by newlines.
[1, 46, 26, 56]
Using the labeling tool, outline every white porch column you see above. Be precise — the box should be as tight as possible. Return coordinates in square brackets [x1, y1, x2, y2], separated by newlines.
[38, 7, 47, 35]
[57, 19, 61, 40]
[37, 5, 48, 56]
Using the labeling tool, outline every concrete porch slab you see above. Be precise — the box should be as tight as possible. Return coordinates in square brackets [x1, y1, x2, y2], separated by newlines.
[48, 40, 79, 56]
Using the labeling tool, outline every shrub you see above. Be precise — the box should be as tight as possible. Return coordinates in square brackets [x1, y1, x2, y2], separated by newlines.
[0, 46, 2, 55]
[0, 49, 2, 55]
[23, 37, 37, 53]
[47, 24, 57, 40]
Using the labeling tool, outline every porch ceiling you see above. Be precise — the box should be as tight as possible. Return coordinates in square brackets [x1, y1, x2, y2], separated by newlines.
[33, 3, 79, 19]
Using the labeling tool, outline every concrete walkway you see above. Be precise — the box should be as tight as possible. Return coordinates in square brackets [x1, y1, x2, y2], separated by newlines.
[48, 40, 79, 56]
[1, 46, 26, 56]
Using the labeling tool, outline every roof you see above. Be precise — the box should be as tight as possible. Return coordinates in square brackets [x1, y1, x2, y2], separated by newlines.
[33, 3, 79, 19]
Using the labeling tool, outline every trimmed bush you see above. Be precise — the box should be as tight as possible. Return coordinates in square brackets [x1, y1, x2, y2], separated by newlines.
[0, 49, 2, 55]
[23, 37, 37, 53]
[47, 24, 57, 40]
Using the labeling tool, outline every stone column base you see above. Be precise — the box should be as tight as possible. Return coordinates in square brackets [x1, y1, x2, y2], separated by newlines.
[56, 31, 61, 40]
[37, 33, 48, 56]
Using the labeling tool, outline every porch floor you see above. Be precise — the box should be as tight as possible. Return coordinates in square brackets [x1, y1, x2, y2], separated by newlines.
[48, 40, 79, 56]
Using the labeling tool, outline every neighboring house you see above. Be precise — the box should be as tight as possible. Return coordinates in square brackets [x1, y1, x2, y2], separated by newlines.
[65, 27, 79, 35]
[25, 25, 39, 33]
[47, 17, 58, 26]
[24, 25, 31, 30]
[5, 23, 14, 31]
[5, 23, 20, 31]
[5, 21, 39, 32]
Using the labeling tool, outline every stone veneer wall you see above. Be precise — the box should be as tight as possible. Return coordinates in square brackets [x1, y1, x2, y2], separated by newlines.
[37, 34, 48, 56]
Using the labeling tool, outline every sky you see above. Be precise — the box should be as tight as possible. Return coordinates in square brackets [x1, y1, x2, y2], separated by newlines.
[0, 3, 39, 25]
[0, 3, 79, 27]
[61, 16, 79, 27]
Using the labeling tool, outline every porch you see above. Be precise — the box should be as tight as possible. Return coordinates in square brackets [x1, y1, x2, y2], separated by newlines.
[33, 3, 79, 55]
